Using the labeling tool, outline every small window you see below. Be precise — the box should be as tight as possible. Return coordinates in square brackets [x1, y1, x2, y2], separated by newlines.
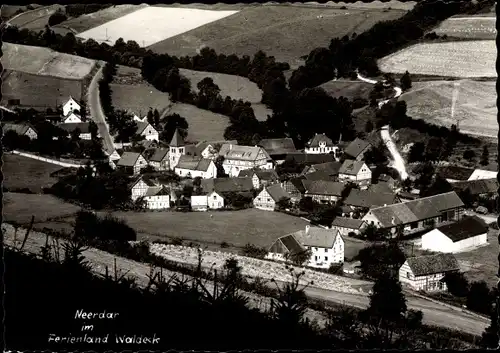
[267, 198, 271, 202]
[324, 248, 328, 253]
[407, 272, 411, 279]
[324, 256, 328, 261]
[315, 256, 318, 261]
[213, 196, 217, 200]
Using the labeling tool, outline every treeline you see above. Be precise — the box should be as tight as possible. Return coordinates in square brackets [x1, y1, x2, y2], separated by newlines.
[65, 3, 113, 18]
[287, 0, 496, 92]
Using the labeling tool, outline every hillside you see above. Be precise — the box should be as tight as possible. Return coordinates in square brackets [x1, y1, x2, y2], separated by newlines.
[7, 4, 64, 31]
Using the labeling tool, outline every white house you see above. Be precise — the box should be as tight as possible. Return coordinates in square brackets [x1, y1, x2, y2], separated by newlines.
[238, 169, 279, 189]
[219, 143, 273, 177]
[191, 194, 209, 211]
[148, 148, 169, 171]
[253, 184, 291, 211]
[58, 122, 97, 140]
[304, 133, 338, 155]
[399, 253, 460, 292]
[174, 155, 217, 179]
[136, 121, 159, 141]
[3, 123, 38, 139]
[266, 225, 344, 269]
[195, 140, 237, 160]
[62, 112, 83, 124]
[338, 159, 372, 189]
[130, 176, 158, 202]
[143, 187, 170, 210]
[421, 216, 488, 253]
[207, 190, 225, 209]
[116, 152, 148, 175]
[133, 114, 147, 123]
[62, 96, 80, 117]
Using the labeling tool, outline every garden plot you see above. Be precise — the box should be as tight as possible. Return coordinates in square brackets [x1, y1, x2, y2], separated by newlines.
[77, 6, 239, 47]
[378, 40, 496, 78]
[433, 16, 496, 40]
[2, 42, 96, 79]
[149, 243, 368, 294]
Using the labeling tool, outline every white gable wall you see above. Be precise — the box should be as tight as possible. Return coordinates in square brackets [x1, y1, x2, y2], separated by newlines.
[304, 234, 344, 269]
[208, 191, 224, 209]
[144, 195, 170, 209]
[62, 98, 80, 117]
[63, 113, 83, 123]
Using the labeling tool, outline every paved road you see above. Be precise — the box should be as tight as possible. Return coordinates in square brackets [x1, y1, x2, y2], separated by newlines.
[87, 64, 115, 155]
[4, 224, 489, 337]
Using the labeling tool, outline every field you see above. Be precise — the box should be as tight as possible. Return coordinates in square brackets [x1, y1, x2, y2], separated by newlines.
[398, 79, 497, 138]
[76, 6, 239, 47]
[378, 40, 496, 78]
[148, 5, 408, 67]
[319, 79, 375, 101]
[433, 16, 496, 40]
[2, 42, 96, 80]
[2, 70, 84, 109]
[2, 154, 64, 193]
[52, 4, 149, 36]
[7, 4, 64, 31]
[1, 4, 43, 20]
[3, 192, 81, 225]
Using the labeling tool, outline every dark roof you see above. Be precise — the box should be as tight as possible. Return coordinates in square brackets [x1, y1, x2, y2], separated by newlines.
[406, 253, 460, 276]
[343, 138, 371, 159]
[287, 177, 307, 194]
[304, 161, 342, 176]
[265, 183, 291, 202]
[200, 177, 254, 193]
[169, 128, 184, 147]
[368, 182, 393, 194]
[304, 180, 345, 196]
[219, 144, 270, 161]
[269, 234, 305, 256]
[58, 122, 91, 134]
[451, 178, 498, 196]
[258, 138, 297, 155]
[436, 216, 489, 242]
[136, 121, 157, 135]
[175, 155, 213, 172]
[117, 152, 143, 167]
[437, 166, 475, 181]
[331, 217, 365, 230]
[149, 148, 169, 162]
[303, 171, 335, 181]
[344, 189, 397, 209]
[285, 153, 337, 165]
[339, 159, 367, 175]
[306, 133, 335, 148]
[238, 169, 279, 181]
[378, 174, 395, 183]
[130, 175, 157, 189]
[292, 226, 339, 248]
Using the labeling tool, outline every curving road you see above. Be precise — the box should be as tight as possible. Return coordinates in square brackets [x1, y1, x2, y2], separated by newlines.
[87, 63, 115, 155]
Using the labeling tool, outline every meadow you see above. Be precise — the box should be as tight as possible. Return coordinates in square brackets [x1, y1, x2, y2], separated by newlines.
[76, 6, 239, 47]
[2, 42, 96, 80]
[433, 16, 496, 40]
[320, 79, 374, 101]
[378, 40, 496, 78]
[7, 4, 64, 31]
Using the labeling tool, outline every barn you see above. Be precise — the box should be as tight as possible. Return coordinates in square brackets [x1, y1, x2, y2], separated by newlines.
[421, 215, 488, 253]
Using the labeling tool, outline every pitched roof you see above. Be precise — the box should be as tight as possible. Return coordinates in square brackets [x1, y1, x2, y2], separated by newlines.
[138, 139, 158, 149]
[436, 216, 489, 242]
[269, 234, 306, 255]
[200, 177, 254, 194]
[331, 217, 365, 230]
[451, 178, 498, 195]
[238, 169, 278, 181]
[306, 161, 342, 176]
[136, 121, 157, 135]
[219, 144, 270, 161]
[264, 183, 291, 202]
[58, 122, 91, 134]
[368, 192, 464, 228]
[258, 138, 297, 155]
[287, 177, 307, 194]
[406, 253, 460, 276]
[436, 166, 475, 181]
[378, 174, 395, 183]
[3, 122, 35, 135]
[130, 175, 157, 189]
[284, 153, 337, 165]
[196, 140, 236, 155]
[175, 155, 213, 172]
[169, 128, 184, 147]
[117, 152, 143, 167]
[343, 138, 371, 159]
[339, 159, 367, 175]
[344, 189, 397, 208]
[368, 182, 394, 194]
[303, 171, 335, 181]
[149, 148, 169, 162]
[292, 226, 339, 248]
[306, 133, 335, 148]
[304, 180, 345, 196]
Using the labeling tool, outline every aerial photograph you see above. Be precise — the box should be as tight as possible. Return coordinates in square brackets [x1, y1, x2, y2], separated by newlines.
[2, 0, 499, 350]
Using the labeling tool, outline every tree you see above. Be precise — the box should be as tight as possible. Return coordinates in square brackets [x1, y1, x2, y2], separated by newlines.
[420, 175, 452, 198]
[365, 120, 374, 133]
[276, 197, 292, 210]
[443, 271, 469, 297]
[161, 113, 188, 142]
[481, 297, 500, 349]
[463, 149, 476, 162]
[357, 242, 406, 280]
[363, 143, 388, 166]
[214, 156, 228, 178]
[288, 248, 312, 267]
[408, 142, 425, 163]
[466, 281, 492, 315]
[48, 9, 67, 27]
[88, 120, 99, 140]
[153, 109, 160, 127]
[480, 145, 489, 166]
[400, 71, 412, 91]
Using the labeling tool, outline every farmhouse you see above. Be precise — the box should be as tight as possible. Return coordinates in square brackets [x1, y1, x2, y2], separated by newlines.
[136, 121, 159, 141]
[219, 143, 273, 177]
[191, 194, 209, 211]
[195, 140, 236, 159]
[207, 190, 225, 209]
[143, 186, 170, 210]
[343, 189, 399, 211]
[58, 122, 97, 140]
[292, 225, 344, 268]
[148, 148, 170, 171]
[468, 169, 498, 181]
[436, 166, 475, 183]
[61, 112, 83, 124]
[421, 215, 488, 253]
[281, 177, 307, 203]
[253, 184, 291, 211]
[304, 133, 338, 156]
[130, 175, 158, 202]
[362, 191, 465, 236]
[116, 152, 148, 175]
[451, 178, 498, 198]
[258, 138, 297, 163]
[301, 161, 342, 180]
[303, 180, 345, 204]
[201, 177, 254, 194]
[174, 155, 217, 179]
[331, 217, 366, 236]
[399, 253, 460, 292]
[343, 138, 372, 161]
[238, 169, 279, 189]
[3, 122, 38, 139]
[338, 160, 372, 189]
[62, 96, 80, 117]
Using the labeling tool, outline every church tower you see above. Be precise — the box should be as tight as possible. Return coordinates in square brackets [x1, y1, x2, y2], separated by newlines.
[169, 128, 185, 170]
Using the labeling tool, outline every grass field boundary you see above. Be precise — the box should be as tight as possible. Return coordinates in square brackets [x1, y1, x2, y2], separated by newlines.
[9, 150, 87, 169]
